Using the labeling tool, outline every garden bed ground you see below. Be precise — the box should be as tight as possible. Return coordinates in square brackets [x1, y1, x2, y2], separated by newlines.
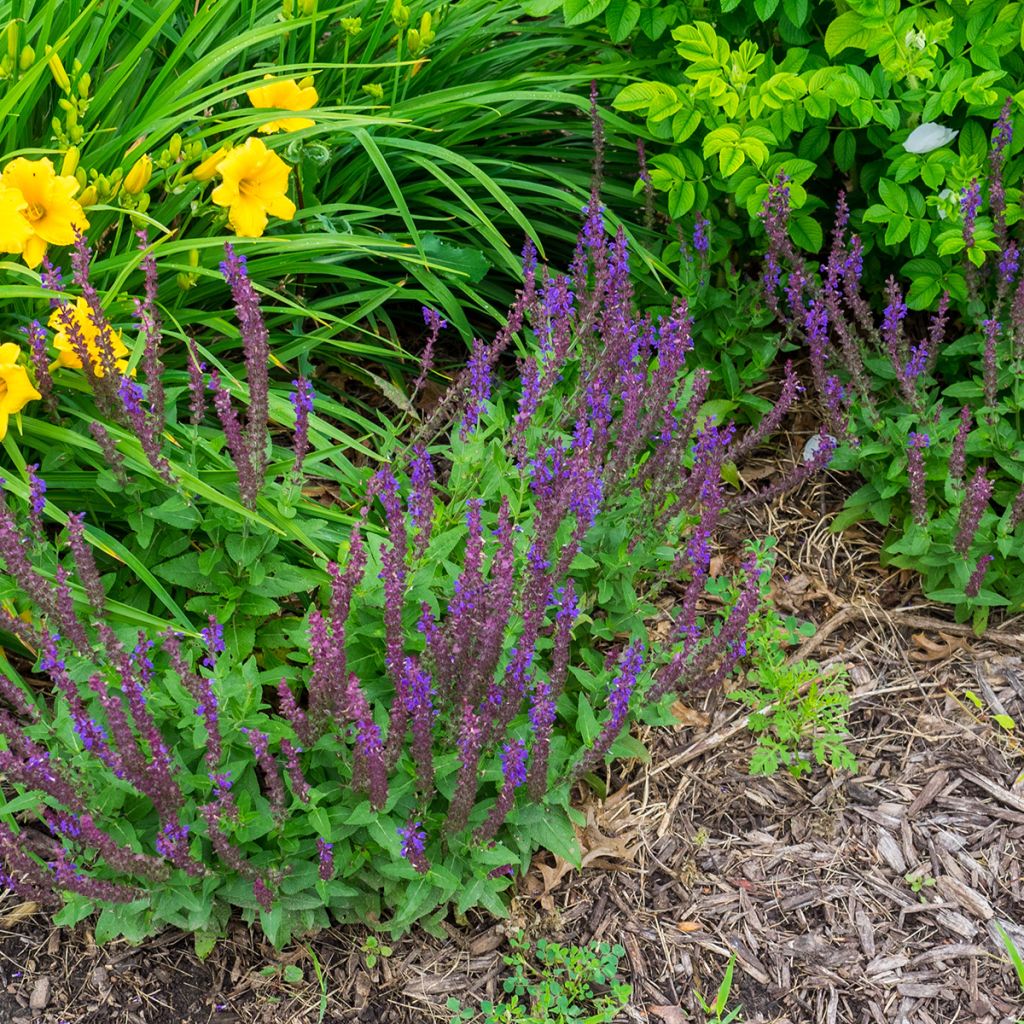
[1, 475, 1022, 1024]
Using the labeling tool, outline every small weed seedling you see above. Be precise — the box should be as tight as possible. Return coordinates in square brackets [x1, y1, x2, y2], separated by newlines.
[905, 870, 936, 901]
[448, 933, 631, 1024]
[712, 540, 858, 778]
[694, 954, 743, 1023]
[360, 935, 393, 969]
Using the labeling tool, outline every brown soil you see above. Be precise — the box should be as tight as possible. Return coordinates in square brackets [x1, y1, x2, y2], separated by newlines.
[1, 472, 1023, 1024]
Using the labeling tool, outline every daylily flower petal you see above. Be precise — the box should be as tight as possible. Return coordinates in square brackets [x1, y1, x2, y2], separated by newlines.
[1, 156, 87, 266]
[210, 136, 295, 238]
[227, 197, 270, 238]
[247, 76, 318, 134]
[903, 122, 959, 155]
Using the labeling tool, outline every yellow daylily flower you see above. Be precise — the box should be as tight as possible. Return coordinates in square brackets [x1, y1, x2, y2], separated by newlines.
[0, 343, 41, 440]
[48, 297, 130, 377]
[1, 156, 88, 268]
[192, 147, 228, 182]
[210, 136, 296, 238]
[246, 75, 317, 134]
[0, 184, 33, 255]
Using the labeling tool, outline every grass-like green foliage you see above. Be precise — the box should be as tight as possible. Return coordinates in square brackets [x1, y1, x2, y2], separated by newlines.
[1, 0, 676, 376]
[447, 934, 631, 1024]
[0, 199, 830, 950]
[526, 0, 1024, 314]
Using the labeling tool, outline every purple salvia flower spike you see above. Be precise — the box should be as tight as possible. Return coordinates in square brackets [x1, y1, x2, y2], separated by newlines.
[965, 553, 994, 598]
[289, 377, 315, 484]
[220, 243, 270, 492]
[955, 467, 992, 556]
[907, 433, 929, 526]
[397, 820, 429, 875]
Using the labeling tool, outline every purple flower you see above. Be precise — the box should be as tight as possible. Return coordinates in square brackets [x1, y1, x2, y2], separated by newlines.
[398, 820, 429, 874]
[460, 336, 491, 439]
[982, 318, 1000, 408]
[955, 467, 992, 556]
[26, 464, 46, 539]
[961, 180, 981, 249]
[475, 739, 528, 842]
[289, 377, 315, 483]
[999, 242, 1019, 287]
[185, 338, 207, 425]
[408, 445, 435, 557]
[413, 307, 447, 398]
[200, 616, 225, 670]
[692, 213, 710, 256]
[907, 432, 929, 526]
[317, 837, 334, 880]
[253, 877, 273, 912]
[990, 99, 1014, 242]
[21, 321, 54, 414]
[220, 243, 270, 492]
[575, 643, 644, 777]
[950, 406, 971, 485]
[965, 553, 994, 598]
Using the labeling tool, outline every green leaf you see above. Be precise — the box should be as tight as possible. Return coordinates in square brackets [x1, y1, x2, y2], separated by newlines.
[515, 804, 582, 867]
[719, 147, 745, 177]
[824, 11, 876, 55]
[835, 131, 856, 172]
[605, 0, 640, 42]
[754, 0, 781, 19]
[790, 214, 823, 252]
[562, 0, 611, 26]
[878, 178, 908, 215]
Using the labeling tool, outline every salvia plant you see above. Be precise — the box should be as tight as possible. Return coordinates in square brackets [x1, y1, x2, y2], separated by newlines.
[0, 160, 833, 948]
[761, 98, 1024, 630]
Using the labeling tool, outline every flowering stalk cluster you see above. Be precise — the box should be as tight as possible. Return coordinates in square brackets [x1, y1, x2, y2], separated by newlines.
[761, 108, 1024, 605]
[0, 166, 835, 921]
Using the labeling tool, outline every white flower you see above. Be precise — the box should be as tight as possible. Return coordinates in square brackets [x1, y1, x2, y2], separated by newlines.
[903, 122, 958, 155]
[904, 28, 927, 50]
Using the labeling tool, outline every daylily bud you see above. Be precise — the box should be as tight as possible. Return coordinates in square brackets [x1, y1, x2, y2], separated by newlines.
[341, 16, 362, 35]
[187, 248, 200, 268]
[408, 12, 435, 55]
[77, 71, 90, 98]
[6, 20, 17, 61]
[192, 147, 227, 181]
[391, 0, 410, 28]
[281, 0, 294, 16]
[46, 49, 71, 93]
[61, 146, 80, 177]
[298, 75, 314, 90]
[168, 133, 182, 160]
[69, 124, 83, 144]
[75, 167, 87, 188]
[903, 122, 958, 155]
[78, 185, 98, 207]
[362, 83, 384, 100]
[124, 153, 152, 195]
[18, 45, 33, 71]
